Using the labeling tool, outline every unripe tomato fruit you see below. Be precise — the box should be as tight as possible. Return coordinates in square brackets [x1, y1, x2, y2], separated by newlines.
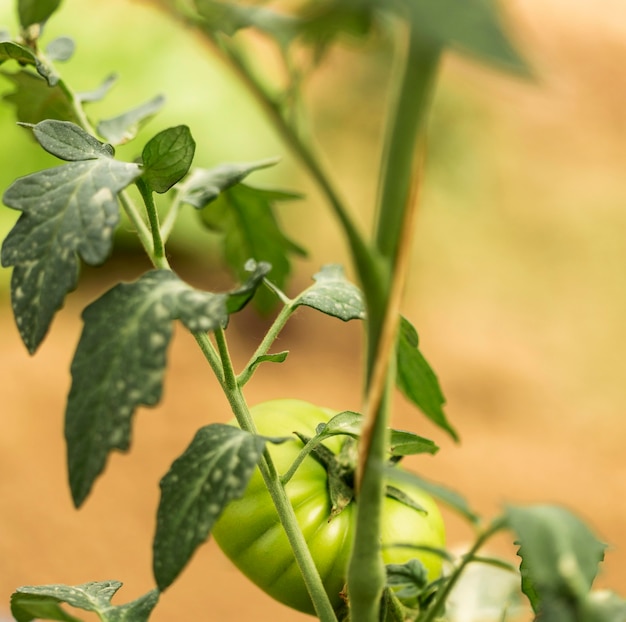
[212, 399, 445, 614]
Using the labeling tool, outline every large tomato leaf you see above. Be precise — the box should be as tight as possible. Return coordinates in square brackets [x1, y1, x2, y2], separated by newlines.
[294, 264, 366, 321]
[153, 424, 267, 591]
[140, 125, 195, 194]
[505, 505, 608, 614]
[396, 316, 457, 441]
[97, 95, 165, 145]
[180, 160, 305, 309]
[11, 582, 158, 622]
[1, 120, 141, 353]
[65, 270, 228, 507]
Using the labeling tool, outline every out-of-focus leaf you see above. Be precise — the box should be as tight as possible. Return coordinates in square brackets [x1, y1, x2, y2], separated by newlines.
[505, 505, 607, 611]
[295, 264, 366, 321]
[11, 582, 158, 622]
[65, 270, 228, 506]
[97, 94, 165, 144]
[2, 70, 79, 124]
[153, 424, 267, 590]
[18, 0, 63, 28]
[1, 120, 140, 353]
[45, 36, 74, 62]
[397, 316, 458, 441]
[76, 74, 118, 103]
[182, 163, 305, 310]
[225, 259, 272, 313]
[386, 559, 428, 600]
[388, 430, 438, 457]
[141, 125, 195, 193]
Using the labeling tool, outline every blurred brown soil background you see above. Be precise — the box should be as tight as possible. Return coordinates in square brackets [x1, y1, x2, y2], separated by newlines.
[1, 0, 626, 620]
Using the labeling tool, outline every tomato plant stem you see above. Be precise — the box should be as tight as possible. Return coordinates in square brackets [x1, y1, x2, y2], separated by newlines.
[213, 327, 339, 622]
[136, 178, 170, 270]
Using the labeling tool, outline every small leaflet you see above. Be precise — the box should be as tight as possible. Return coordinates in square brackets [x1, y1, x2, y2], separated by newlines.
[97, 94, 165, 145]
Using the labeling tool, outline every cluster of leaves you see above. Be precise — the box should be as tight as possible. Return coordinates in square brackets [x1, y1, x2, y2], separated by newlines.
[1, 0, 625, 621]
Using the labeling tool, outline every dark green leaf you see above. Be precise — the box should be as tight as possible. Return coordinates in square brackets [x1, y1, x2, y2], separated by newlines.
[45, 36, 74, 62]
[397, 316, 458, 441]
[2, 70, 79, 124]
[505, 505, 608, 611]
[295, 264, 366, 321]
[65, 270, 228, 506]
[385, 484, 427, 514]
[18, 0, 63, 28]
[195, 181, 305, 309]
[141, 125, 195, 193]
[11, 582, 158, 622]
[1, 121, 141, 353]
[388, 430, 438, 457]
[248, 351, 289, 373]
[76, 73, 118, 103]
[153, 423, 266, 590]
[0, 40, 57, 85]
[97, 94, 165, 145]
[225, 259, 272, 313]
[385, 467, 479, 524]
[179, 159, 281, 209]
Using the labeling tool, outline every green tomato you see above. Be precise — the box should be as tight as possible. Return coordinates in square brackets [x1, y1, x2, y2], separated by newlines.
[212, 399, 445, 614]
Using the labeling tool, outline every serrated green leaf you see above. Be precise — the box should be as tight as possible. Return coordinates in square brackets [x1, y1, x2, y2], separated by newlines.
[295, 264, 366, 321]
[141, 125, 195, 193]
[2, 70, 79, 124]
[65, 270, 228, 506]
[153, 423, 266, 590]
[386, 468, 479, 524]
[225, 259, 272, 313]
[0, 40, 58, 85]
[45, 36, 74, 62]
[18, 0, 63, 28]
[11, 582, 158, 622]
[388, 429, 438, 457]
[1, 122, 141, 353]
[396, 316, 458, 441]
[76, 73, 118, 103]
[179, 159, 281, 209]
[505, 505, 608, 611]
[97, 94, 165, 145]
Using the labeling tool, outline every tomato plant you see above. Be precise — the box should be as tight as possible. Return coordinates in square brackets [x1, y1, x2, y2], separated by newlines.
[212, 399, 446, 614]
[1, 0, 625, 621]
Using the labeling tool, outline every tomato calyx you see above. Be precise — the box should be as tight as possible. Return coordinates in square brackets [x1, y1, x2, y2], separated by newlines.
[294, 431, 428, 520]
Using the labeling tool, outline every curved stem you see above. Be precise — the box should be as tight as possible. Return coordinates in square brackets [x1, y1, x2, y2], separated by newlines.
[136, 178, 170, 270]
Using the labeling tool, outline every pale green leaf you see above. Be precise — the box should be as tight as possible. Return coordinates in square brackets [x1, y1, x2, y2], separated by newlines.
[45, 36, 74, 62]
[153, 424, 267, 590]
[76, 74, 118, 103]
[97, 95, 165, 145]
[295, 264, 366, 321]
